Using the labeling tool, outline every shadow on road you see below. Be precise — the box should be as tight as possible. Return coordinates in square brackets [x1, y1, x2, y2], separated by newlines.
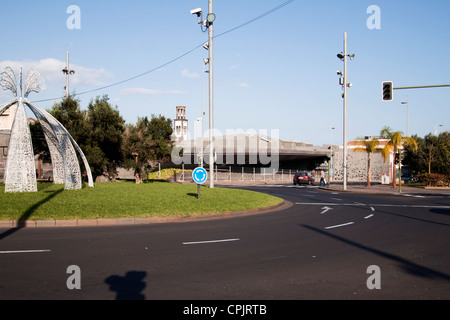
[429, 208, 450, 216]
[0, 188, 64, 240]
[105, 271, 147, 300]
[301, 224, 450, 282]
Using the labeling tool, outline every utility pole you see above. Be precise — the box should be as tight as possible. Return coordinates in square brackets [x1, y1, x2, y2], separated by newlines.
[343, 33, 348, 191]
[337, 32, 354, 191]
[337, 33, 354, 191]
[191, 2, 215, 187]
[207, 0, 215, 189]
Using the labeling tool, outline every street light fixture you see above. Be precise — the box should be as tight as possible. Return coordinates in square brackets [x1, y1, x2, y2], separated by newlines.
[336, 32, 354, 191]
[62, 51, 75, 98]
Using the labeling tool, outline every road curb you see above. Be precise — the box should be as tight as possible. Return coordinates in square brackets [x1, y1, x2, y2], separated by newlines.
[0, 200, 290, 229]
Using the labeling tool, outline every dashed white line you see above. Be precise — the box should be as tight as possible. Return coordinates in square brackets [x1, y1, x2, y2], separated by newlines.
[325, 222, 354, 229]
[0, 250, 51, 254]
[364, 214, 374, 219]
[183, 238, 240, 245]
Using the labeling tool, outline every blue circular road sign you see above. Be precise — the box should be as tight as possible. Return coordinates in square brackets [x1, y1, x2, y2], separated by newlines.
[192, 167, 208, 184]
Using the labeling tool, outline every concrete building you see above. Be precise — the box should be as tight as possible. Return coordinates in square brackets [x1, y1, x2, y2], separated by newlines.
[333, 138, 398, 183]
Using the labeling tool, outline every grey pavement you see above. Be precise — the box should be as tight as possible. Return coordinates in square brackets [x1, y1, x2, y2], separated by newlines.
[319, 181, 450, 195]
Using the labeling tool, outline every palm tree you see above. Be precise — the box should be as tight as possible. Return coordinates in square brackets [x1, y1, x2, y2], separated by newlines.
[380, 126, 418, 187]
[354, 137, 380, 187]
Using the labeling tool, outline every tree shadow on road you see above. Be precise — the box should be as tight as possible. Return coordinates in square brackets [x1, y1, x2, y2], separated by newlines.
[0, 188, 64, 240]
[301, 224, 450, 282]
[429, 208, 450, 216]
[105, 271, 147, 300]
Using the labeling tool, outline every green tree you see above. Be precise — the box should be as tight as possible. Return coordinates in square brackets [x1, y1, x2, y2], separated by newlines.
[145, 114, 174, 161]
[353, 137, 380, 187]
[380, 126, 418, 187]
[121, 115, 174, 184]
[435, 131, 449, 175]
[49, 95, 89, 146]
[122, 122, 153, 184]
[404, 132, 450, 176]
[85, 95, 125, 180]
[403, 134, 424, 175]
[29, 120, 50, 180]
[421, 133, 439, 174]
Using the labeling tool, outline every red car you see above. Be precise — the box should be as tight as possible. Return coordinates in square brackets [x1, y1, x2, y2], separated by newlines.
[293, 171, 315, 185]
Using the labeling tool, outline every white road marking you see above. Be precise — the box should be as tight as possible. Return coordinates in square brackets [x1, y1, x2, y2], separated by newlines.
[331, 197, 343, 201]
[183, 238, 240, 245]
[370, 207, 375, 211]
[0, 250, 51, 254]
[320, 206, 333, 214]
[399, 194, 426, 198]
[364, 214, 374, 219]
[369, 204, 450, 209]
[325, 222, 354, 229]
[295, 202, 450, 209]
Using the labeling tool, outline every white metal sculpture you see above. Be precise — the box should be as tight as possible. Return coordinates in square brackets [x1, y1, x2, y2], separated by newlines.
[0, 67, 94, 192]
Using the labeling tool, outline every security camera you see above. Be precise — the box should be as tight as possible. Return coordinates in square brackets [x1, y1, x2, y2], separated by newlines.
[190, 8, 202, 15]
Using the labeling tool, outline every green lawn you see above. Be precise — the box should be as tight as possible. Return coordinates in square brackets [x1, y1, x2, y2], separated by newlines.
[0, 181, 283, 221]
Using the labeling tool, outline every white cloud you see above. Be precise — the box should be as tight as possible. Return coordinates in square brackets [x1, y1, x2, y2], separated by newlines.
[237, 82, 250, 88]
[0, 58, 113, 88]
[120, 87, 187, 95]
[181, 69, 200, 79]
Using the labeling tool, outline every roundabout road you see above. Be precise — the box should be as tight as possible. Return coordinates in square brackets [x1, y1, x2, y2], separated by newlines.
[0, 185, 449, 300]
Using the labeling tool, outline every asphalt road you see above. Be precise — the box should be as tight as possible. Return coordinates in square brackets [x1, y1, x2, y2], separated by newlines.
[0, 184, 449, 301]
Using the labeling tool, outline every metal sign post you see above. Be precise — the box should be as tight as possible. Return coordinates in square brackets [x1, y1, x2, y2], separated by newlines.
[192, 167, 208, 199]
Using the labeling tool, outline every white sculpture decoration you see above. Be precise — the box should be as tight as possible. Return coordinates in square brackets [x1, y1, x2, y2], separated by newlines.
[0, 67, 94, 192]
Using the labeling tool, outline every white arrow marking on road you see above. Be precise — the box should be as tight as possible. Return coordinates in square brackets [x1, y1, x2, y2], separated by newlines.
[320, 206, 333, 214]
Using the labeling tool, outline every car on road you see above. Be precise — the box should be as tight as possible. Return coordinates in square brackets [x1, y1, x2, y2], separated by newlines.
[293, 171, 315, 185]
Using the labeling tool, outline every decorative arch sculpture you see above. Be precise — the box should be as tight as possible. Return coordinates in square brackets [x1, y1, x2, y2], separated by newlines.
[0, 67, 94, 192]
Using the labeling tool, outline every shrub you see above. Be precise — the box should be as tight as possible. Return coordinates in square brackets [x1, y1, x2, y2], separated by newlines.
[419, 173, 449, 186]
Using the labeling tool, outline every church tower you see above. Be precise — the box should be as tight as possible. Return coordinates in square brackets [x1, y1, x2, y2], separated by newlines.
[173, 106, 188, 141]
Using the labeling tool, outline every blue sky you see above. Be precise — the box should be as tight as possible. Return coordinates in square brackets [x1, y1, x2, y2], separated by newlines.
[0, 0, 449, 146]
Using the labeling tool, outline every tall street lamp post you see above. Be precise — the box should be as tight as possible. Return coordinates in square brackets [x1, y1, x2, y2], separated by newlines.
[337, 32, 354, 191]
[191, 1, 216, 188]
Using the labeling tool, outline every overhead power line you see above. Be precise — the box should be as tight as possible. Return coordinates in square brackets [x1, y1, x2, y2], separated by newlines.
[32, 0, 295, 104]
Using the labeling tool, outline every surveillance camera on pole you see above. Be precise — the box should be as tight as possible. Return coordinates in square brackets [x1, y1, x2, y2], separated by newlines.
[190, 8, 202, 15]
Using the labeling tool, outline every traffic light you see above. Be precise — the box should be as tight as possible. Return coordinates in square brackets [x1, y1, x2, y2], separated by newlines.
[382, 81, 393, 101]
[394, 153, 400, 164]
